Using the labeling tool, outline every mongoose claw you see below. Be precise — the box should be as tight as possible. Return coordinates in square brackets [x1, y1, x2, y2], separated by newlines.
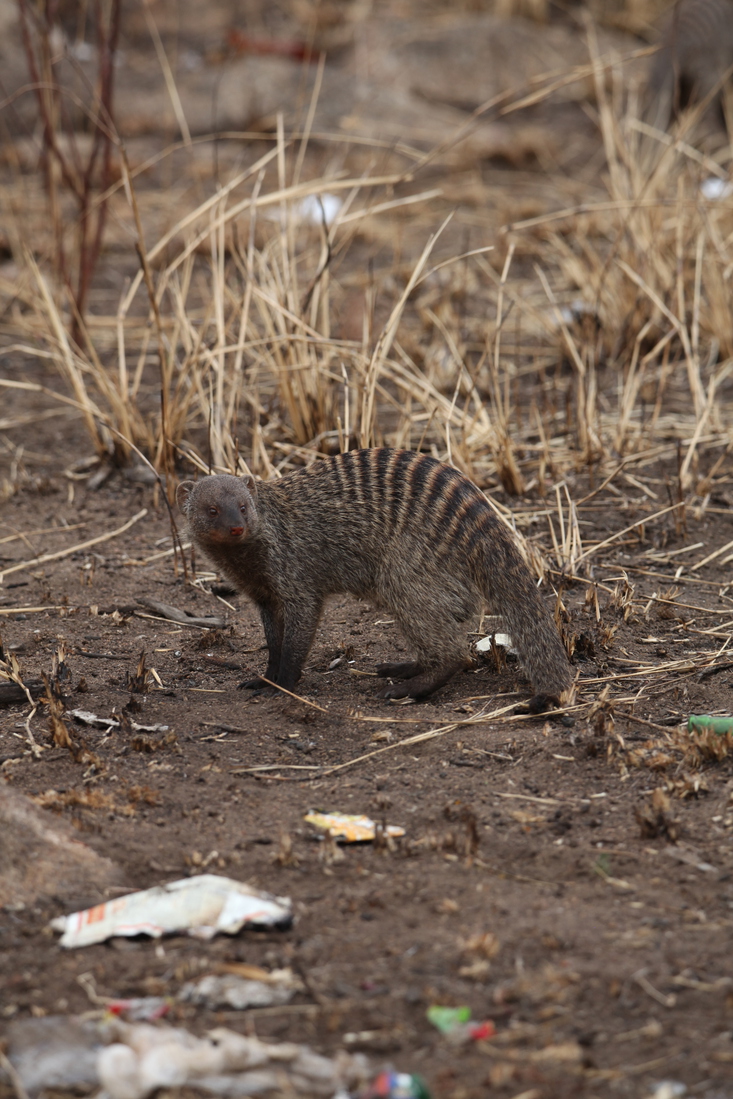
[377, 682, 413, 701]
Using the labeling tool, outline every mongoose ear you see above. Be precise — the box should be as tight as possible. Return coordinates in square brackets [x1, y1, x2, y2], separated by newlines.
[176, 481, 195, 512]
[243, 475, 257, 498]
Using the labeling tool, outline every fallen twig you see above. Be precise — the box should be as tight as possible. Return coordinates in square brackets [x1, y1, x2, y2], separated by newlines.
[573, 503, 683, 568]
[0, 510, 148, 583]
[699, 661, 733, 681]
[0, 680, 45, 705]
[0, 606, 68, 616]
[233, 702, 517, 779]
[69, 708, 170, 733]
[633, 969, 676, 1009]
[135, 598, 226, 629]
[253, 676, 330, 713]
[200, 721, 250, 735]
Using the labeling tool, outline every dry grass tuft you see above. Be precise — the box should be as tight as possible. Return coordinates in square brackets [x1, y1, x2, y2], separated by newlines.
[626, 719, 733, 775]
[3, 15, 733, 590]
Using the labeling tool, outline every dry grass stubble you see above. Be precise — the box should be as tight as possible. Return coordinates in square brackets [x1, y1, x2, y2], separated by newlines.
[2, 26, 733, 588]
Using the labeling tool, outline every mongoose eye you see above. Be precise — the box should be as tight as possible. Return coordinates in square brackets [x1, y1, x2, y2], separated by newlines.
[208, 506, 218, 517]
[240, 505, 247, 514]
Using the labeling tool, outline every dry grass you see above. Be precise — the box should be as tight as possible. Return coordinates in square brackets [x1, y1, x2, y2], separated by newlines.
[2, 11, 733, 585]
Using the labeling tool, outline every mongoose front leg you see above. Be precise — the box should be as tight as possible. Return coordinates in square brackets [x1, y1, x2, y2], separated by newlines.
[378, 660, 467, 701]
[375, 660, 424, 680]
[239, 603, 283, 690]
[274, 600, 323, 692]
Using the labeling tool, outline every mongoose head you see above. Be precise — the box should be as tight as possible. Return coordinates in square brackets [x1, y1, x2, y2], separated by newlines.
[176, 473, 259, 547]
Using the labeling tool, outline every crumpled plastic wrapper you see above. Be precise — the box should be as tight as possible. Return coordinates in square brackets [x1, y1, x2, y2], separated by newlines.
[304, 811, 405, 843]
[4, 1016, 370, 1099]
[50, 874, 292, 947]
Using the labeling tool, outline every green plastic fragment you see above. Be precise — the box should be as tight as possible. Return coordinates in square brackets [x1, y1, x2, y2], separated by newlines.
[426, 1004, 471, 1033]
[687, 714, 733, 735]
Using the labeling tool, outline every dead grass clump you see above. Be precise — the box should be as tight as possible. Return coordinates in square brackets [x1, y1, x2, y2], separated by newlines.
[626, 718, 733, 775]
[635, 786, 680, 840]
[16, 0, 122, 341]
[33, 788, 117, 813]
[685, 722, 733, 764]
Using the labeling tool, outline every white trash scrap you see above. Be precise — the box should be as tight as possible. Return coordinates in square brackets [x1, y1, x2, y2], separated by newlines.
[51, 875, 293, 948]
[700, 177, 733, 201]
[475, 632, 515, 655]
[3, 1016, 369, 1099]
[179, 967, 304, 1010]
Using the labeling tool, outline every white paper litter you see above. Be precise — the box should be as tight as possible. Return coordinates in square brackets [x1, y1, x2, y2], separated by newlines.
[476, 632, 516, 654]
[700, 177, 733, 200]
[70, 709, 169, 733]
[51, 875, 292, 948]
[295, 193, 343, 224]
[263, 192, 343, 227]
[647, 1083, 687, 1099]
[179, 969, 302, 1010]
[550, 299, 598, 328]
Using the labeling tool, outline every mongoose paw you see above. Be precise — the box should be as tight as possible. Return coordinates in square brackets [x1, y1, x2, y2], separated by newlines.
[524, 692, 562, 715]
[241, 684, 280, 699]
[378, 661, 466, 701]
[375, 660, 423, 680]
[238, 675, 272, 691]
[211, 582, 238, 598]
[377, 671, 449, 701]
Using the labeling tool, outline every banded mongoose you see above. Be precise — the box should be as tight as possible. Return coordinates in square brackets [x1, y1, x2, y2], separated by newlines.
[647, 0, 733, 127]
[177, 448, 572, 708]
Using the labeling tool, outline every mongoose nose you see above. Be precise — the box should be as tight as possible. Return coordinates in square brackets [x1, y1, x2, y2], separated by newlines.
[229, 526, 245, 536]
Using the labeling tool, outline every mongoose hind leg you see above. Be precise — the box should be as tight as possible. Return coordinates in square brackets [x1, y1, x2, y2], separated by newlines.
[378, 660, 467, 701]
[375, 660, 423, 680]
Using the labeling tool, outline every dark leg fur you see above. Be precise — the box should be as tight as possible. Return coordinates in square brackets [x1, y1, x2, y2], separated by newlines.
[238, 601, 322, 695]
[375, 660, 424, 679]
[259, 604, 284, 681]
[378, 660, 467, 701]
[237, 603, 284, 691]
[274, 600, 323, 691]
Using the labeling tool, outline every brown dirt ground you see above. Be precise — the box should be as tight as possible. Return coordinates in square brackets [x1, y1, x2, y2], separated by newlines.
[1, 376, 733, 1098]
[3, 3, 733, 1096]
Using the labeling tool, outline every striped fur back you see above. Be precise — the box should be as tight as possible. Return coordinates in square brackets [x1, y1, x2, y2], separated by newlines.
[273, 448, 497, 565]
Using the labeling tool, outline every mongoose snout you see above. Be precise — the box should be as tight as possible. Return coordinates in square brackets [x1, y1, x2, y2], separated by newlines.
[184, 479, 255, 544]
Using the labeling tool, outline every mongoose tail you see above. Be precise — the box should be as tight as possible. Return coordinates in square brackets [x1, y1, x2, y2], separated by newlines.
[177, 449, 572, 708]
[482, 523, 572, 712]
